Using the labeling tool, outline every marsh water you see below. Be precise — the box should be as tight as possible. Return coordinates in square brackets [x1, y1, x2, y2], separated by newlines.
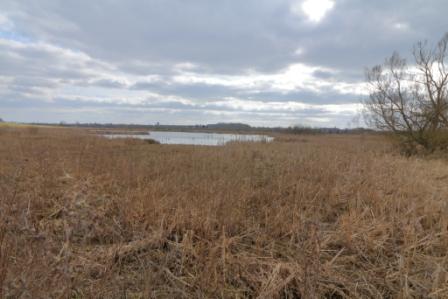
[106, 131, 274, 146]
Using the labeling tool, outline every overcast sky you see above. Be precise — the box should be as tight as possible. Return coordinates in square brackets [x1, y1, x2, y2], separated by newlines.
[1, 0, 447, 127]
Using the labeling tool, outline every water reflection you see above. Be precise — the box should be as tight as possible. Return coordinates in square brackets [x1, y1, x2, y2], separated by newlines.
[106, 131, 274, 146]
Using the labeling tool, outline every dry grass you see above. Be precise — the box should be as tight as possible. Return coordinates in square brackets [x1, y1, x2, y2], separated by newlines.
[1, 127, 447, 298]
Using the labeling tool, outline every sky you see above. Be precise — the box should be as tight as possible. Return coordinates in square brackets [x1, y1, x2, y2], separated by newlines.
[1, 0, 447, 127]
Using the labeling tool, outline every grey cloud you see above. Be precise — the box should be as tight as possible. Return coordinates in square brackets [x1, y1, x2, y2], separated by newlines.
[295, 0, 448, 71]
[130, 77, 360, 105]
[87, 79, 128, 89]
[0, 41, 97, 81]
[312, 70, 335, 80]
[1, 0, 446, 127]
[4, 0, 447, 76]
[0, 95, 355, 127]
[131, 80, 242, 101]
[244, 90, 360, 105]
[2, 0, 298, 74]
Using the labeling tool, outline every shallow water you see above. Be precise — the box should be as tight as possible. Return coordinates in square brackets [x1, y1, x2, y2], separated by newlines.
[106, 131, 274, 146]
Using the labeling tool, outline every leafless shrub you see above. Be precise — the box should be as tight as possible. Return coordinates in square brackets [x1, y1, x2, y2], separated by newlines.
[365, 33, 448, 153]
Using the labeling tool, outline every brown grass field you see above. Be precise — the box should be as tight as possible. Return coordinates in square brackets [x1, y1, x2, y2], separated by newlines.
[1, 126, 448, 298]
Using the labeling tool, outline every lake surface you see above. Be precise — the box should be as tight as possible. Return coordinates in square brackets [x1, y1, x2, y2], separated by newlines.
[106, 131, 274, 146]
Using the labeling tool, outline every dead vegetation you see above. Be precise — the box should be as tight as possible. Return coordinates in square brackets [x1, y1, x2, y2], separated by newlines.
[364, 33, 448, 154]
[1, 127, 448, 298]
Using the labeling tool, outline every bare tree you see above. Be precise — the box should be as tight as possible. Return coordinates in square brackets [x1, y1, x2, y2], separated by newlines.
[365, 33, 448, 152]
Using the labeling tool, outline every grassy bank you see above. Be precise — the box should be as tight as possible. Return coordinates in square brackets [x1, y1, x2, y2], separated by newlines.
[1, 127, 447, 298]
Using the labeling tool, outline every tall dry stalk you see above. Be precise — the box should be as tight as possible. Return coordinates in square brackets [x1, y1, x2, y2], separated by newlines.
[0, 127, 447, 298]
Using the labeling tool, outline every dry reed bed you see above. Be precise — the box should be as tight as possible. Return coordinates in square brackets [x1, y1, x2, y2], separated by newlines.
[0, 127, 447, 298]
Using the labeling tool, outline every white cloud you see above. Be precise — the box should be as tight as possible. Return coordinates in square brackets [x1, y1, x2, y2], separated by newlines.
[173, 63, 328, 91]
[393, 22, 410, 31]
[0, 13, 13, 29]
[294, 47, 305, 56]
[172, 63, 365, 96]
[174, 62, 199, 71]
[293, 0, 335, 23]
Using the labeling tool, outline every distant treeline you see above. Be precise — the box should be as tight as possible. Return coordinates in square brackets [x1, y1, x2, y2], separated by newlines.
[27, 121, 374, 134]
[258, 126, 374, 135]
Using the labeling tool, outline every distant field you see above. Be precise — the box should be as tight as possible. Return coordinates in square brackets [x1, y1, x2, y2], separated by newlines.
[0, 122, 58, 129]
[0, 127, 447, 298]
[0, 122, 25, 127]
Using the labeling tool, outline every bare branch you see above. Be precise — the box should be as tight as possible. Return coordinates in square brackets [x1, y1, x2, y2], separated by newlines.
[365, 33, 448, 150]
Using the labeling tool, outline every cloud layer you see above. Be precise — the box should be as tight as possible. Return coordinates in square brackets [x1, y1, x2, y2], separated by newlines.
[1, 0, 448, 127]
